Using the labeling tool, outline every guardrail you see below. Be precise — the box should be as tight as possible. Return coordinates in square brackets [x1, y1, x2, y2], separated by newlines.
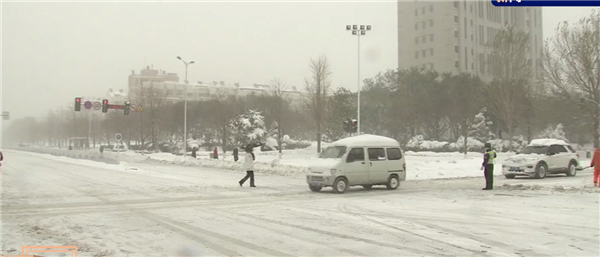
[8, 147, 120, 165]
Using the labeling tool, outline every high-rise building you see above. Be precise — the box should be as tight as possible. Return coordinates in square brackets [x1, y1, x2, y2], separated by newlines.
[398, 0, 543, 82]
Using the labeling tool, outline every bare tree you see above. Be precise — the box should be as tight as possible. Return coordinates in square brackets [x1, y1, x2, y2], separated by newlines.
[269, 78, 288, 158]
[485, 25, 532, 151]
[304, 54, 332, 153]
[543, 10, 600, 147]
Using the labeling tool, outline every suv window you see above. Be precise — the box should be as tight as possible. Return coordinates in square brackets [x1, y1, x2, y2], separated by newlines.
[346, 148, 365, 162]
[549, 145, 567, 154]
[368, 148, 386, 161]
[387, 148, 403, 160]
[566, 145, 575, 153]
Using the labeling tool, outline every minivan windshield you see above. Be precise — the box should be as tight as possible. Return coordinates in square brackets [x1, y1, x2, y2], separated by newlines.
[319, 146, 347, 159]
[521, 146, 548, 155]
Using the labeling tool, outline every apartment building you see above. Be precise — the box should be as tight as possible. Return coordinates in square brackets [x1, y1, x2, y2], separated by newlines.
[398, 0, 543, 82]
[126, 67, 305, 109]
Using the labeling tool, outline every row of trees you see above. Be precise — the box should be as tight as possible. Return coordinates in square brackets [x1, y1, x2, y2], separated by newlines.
[5, 11, 599, 152]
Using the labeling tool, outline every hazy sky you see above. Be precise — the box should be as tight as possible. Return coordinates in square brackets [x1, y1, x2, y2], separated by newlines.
[1, 1, 598, 125]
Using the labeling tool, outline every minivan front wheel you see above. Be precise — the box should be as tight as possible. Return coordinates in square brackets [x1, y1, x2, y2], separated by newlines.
[387, 175, 400, 190]
[333, 177, 348, 194]
[309, 185, 322, 192]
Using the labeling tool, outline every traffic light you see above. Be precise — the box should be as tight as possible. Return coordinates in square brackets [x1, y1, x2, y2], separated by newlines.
[351, 119, 358, 132]
[343, 119, 350, 132]
[124, 101, 130, 115]
[102, 99, 109, 113]
[74, 97, 82, 111]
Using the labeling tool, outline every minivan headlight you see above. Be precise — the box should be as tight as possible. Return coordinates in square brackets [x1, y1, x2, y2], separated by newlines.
[330, 169, 337, 175]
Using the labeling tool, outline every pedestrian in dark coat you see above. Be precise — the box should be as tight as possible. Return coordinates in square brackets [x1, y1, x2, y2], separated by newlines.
[213, 147, 219, 159]
[481, 143, 497, 190]
[239, 145, 256, 187]
[233, 147, 239, 162]
[191, 147, 197, 158]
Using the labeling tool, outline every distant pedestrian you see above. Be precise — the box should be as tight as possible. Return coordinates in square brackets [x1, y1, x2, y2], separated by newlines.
[233, 147, 239, 162]
[239, 145, 256, 187]
[0, 150, 4, 169]
[481, 143, 497, 190]
[589, 147, 600, 187]
[213, 147, 219, 159]
[191, 147, 197, 158]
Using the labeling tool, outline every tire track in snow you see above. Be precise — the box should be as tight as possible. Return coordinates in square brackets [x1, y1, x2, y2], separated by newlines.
[350, 205, 546, 257]
[28, 172, 292, 257]
[206, 208, 371, 256]
[4, 185, 434, 217]
[336, 203, 495, 257]
[282, 204, 493, 257]
[220, 209, 449, 256]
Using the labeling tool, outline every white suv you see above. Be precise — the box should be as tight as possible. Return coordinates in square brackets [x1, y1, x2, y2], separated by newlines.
[502, 139, 580, 179]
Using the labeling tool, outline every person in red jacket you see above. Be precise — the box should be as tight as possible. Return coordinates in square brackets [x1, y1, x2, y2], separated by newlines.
[589, 148, 600, 187]
[213, 147, 219, 159]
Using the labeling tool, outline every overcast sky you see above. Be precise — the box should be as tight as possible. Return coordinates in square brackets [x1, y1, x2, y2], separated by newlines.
[1, 1, 598, 125]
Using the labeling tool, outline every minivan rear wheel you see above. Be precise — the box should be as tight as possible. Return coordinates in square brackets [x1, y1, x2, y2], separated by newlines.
[333, 177, 348, 194]
[386, 175, 400, 190]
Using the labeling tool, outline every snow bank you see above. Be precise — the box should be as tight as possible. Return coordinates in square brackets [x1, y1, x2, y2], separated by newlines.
[119, 148, 522, 181]
[407, 135, 529, 153]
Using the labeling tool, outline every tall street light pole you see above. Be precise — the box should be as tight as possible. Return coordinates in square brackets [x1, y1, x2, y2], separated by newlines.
[346, 24, 371, 135]
[177, 56, 195, 159]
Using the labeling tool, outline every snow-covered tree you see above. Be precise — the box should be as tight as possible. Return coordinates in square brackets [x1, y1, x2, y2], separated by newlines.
[229, 110, 267, 147]
[469, 109, 495, 143]
[537, 124, 569, 142]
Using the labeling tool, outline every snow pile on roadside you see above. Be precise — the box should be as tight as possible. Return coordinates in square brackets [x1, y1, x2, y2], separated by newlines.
[497, 183, 600, 193]
[140, 155, 309, 177]
[12, 150, 138, 172]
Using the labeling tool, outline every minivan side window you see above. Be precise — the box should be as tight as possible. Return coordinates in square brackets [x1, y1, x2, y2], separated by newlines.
[368, 148, 386, 161]
[346, 148, 365, 162]
[387, 148, 403, 160]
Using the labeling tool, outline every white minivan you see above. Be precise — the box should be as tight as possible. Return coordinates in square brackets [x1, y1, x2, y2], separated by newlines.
[306, 134, 407, 193]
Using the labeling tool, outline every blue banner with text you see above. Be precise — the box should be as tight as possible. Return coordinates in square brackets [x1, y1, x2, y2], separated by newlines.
[492, 0, 600, 7]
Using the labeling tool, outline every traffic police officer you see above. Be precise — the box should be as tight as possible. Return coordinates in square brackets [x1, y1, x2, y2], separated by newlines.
[481, 143, 497, 190]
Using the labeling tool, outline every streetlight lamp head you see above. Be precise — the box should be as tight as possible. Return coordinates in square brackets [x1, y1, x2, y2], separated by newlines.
[190, 61, 195, 64]
[352, 25, 358, 30]
[177, 56, 182, 60]
[360, 25, 365, 30]
[366, 25, 372, 30]
[361, 30, 366, 35]
[346, 25, 351, 30]
[352, 30, 357, 35]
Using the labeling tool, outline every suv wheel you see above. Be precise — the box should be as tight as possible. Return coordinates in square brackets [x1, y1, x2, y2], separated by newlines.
[535, 163, 547, 179]
[505, 174, 515, 179]
[566, 161, 577, 177]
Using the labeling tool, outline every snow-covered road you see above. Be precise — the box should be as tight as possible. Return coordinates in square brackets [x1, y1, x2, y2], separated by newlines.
[2, 150, 599, 257]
